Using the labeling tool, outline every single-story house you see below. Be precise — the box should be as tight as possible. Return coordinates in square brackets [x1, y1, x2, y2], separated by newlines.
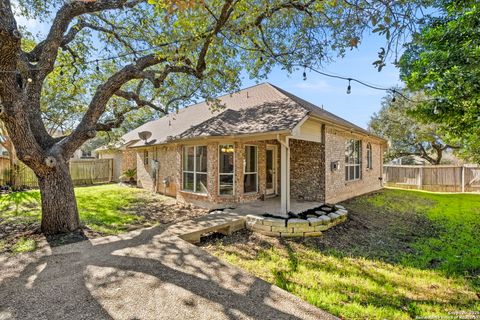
[98, 83, 386, 213]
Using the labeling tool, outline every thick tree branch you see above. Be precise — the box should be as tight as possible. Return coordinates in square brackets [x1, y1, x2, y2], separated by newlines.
[26, 20, 88, 62]
[35, 0, 145, 81]
[115, 90, 166, 113]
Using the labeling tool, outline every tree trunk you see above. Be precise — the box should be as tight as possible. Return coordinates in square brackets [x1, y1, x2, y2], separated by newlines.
[38, 161, 80, 235]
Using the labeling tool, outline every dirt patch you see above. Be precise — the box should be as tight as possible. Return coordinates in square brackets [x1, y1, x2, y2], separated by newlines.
[122, 194, 207, 225]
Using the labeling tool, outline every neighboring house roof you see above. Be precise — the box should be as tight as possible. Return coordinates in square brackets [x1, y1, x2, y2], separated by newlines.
[116, 82, 383, 148]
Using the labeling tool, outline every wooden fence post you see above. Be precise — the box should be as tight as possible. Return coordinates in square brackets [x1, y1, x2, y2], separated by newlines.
[418, 166, 423, 190]
[461, 165, 465, 193]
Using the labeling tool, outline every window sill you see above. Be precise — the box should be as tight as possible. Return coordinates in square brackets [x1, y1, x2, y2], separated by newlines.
[180, 190, 208, 197]
[345, 178, 362, 184]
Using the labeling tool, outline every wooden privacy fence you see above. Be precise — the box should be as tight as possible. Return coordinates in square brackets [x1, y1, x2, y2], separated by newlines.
[383, 165, 480, 192]
[0, 156, 9, 186]
[0, 158, 113, 188]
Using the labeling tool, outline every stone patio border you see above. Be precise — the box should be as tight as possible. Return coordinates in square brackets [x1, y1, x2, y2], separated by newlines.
[245, 206, 348, 237]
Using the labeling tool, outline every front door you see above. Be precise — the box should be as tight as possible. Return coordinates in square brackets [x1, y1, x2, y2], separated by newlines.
[266, 145, 277, 196]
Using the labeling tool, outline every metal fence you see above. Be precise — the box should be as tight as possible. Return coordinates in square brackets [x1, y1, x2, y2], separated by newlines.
[0, 158, 113, 188]
[383, 165, 480, 192]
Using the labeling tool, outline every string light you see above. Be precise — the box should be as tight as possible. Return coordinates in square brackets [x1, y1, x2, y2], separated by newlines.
[299, 64, 439, 104]
[302, 65, 307, 81]
[0, 35, 197, 75]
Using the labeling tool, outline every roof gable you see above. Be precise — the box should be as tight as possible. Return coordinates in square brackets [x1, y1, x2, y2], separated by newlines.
[120, 82, 379, 148]
[174, 97, 307, 140]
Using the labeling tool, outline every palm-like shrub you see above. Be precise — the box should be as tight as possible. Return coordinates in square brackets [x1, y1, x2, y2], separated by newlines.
[119, 168, 136, 184]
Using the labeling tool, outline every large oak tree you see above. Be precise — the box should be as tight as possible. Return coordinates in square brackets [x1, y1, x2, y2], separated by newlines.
[369, 90, 460, 165]
[0, 0, 427, 235]
[399, 0, 480, 163]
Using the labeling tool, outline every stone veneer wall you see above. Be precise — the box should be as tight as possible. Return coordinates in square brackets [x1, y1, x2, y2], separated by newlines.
[156, 144, 181, 197]
[324, 125, 384, 203]
[289, 139, 325, 202]
[245, 206, 348, 237]
[122, 149, 137, 173]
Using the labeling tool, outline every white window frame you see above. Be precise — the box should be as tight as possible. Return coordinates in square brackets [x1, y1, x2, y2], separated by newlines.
[345, 139, 362, 181]
[218, 144, 235, 196]
[366, 143, 373, 169]
[244, 145, 258, 194]
[182, 145, 208, 194]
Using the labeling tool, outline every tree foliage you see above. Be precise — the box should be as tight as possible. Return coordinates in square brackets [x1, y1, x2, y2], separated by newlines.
[399, 0, 480, 163]
[369, 90, 460, 165]
[0, 0, 429, 234]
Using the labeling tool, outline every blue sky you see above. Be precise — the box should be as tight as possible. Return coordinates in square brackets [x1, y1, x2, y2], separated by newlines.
[242, 34, 402, 129]
[15, 10, 402, 130]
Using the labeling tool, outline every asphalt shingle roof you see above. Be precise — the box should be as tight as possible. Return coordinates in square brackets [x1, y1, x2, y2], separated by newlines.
[120, 82, 376, 148]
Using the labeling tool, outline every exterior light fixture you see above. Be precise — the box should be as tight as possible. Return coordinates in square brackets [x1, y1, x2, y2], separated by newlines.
[346, 79, 352, 94]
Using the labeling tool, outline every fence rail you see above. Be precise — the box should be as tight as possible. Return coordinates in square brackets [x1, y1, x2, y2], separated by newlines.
[383, 165, 480, 192]
[0, 158, 113, 188]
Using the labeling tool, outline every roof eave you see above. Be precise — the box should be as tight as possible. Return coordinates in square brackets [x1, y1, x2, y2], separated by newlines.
[308, 114, 387, 144]
[167, 129, 292, 144]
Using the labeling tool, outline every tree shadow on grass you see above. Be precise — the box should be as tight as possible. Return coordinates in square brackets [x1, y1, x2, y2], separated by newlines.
[0, 225, 333, 320]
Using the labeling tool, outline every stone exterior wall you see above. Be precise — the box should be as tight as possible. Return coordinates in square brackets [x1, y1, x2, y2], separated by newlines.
[324, 126, 384, 203]
[128, 125, 383, 207]
[122, 149, 137, 173]
[156, 144, 181, 197]
[289, 139, 325, 202]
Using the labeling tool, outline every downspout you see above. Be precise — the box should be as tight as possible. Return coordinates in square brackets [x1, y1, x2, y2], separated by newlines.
[277, 134, 291, 214]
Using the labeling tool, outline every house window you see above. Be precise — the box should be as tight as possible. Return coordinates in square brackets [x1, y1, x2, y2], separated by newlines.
[244, 145, 258, 193]
[144, 150, 149, 165]
[366, 143, 373, 169]
[183, 146, 207, 193]
[219, 144, 235, 195]
[345, 139, 361, 181]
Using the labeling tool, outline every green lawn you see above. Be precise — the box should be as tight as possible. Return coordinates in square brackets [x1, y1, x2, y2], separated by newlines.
[0, 184, 206, 253]
[202, 189, 480, 319]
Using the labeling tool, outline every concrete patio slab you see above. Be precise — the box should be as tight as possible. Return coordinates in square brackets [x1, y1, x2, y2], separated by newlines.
[234, 197, 323, 217]
[0, 216, 336, 320]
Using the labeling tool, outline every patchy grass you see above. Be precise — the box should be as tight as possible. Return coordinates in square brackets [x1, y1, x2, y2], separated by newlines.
[11, 237, 37, 253]
[202, 189, 480, 319]
[0, 184, 207, 254]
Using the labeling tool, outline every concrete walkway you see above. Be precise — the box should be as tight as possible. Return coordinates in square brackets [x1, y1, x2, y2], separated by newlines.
[0, 214, 336, 320]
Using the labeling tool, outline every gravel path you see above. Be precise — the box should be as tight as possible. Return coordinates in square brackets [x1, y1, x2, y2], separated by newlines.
[0, 219, 336, 320]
